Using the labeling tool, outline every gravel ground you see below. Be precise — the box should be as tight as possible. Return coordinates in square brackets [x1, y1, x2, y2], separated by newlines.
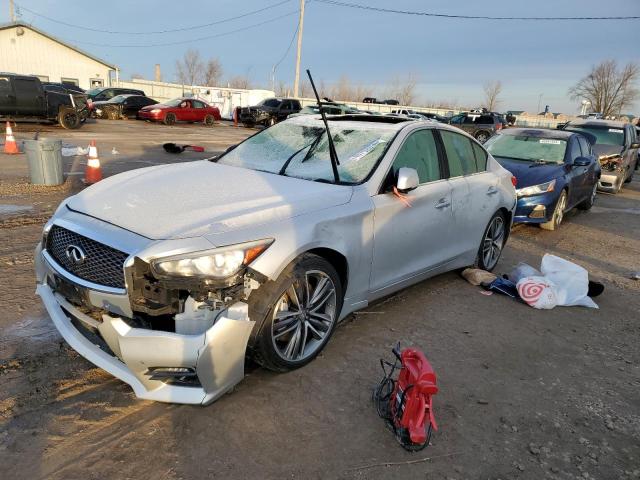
[0, 120, 638, 479]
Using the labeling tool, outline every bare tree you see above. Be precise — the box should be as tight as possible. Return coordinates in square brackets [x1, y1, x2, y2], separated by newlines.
[203, 58, 223, 87]
[175, 49, 204, 86]
[275, 81, 290, 97]
[227, 75, 252, 90]
[569, 60, 639, 117]
[483, 80, 503, 111]
[384, 74, 419, 105]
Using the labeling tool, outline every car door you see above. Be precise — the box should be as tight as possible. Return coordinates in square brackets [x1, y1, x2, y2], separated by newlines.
[0, 76, 16, 115]
[438, 129, 498, 257]
[565, 137, 587, 205]
[121, 97, 136, 117]
[577, 135, 598, 198]
[176, 100, 192, 121]
[191, 100, 207, 121]
[370, 128, 454, 293]
[13, 77, 45, 115]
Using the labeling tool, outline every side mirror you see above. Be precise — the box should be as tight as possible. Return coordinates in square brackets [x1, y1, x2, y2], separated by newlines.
[573, 156, 591, 166]
[396, 167, 419, 193]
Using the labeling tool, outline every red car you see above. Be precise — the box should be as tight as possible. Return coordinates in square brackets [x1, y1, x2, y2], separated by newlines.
[138, 98, 221, 126]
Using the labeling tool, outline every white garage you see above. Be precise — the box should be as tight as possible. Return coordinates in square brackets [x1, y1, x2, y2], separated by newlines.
[0, 21, 116, 90]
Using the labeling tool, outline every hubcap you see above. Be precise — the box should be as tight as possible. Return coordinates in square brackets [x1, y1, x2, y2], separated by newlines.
[482, 216, 505, 270]
[555, 193, 566, 225]
[271, 270, 337, 362]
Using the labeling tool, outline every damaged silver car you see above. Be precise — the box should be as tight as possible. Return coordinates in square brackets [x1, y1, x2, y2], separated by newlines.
[35, 114, 516, 405]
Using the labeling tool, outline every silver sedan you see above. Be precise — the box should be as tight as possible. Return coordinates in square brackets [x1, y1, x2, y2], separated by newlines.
[35, 114, 516, 404]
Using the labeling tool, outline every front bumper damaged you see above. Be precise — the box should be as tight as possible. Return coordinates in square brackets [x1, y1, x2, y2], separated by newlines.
[36, 246, 255, 405]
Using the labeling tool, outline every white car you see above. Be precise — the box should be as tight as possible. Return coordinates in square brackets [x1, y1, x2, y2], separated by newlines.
[35, 114, 516, 405]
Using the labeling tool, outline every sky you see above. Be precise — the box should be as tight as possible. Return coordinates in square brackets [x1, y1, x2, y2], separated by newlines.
[4, 0, 640, 113]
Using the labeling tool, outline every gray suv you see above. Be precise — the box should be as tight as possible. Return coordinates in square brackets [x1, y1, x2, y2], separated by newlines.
[448, 112, 504, 143]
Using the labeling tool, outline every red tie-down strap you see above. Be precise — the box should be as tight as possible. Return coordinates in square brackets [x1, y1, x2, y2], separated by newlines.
[393, 186, 412, 208]
[428, 395, 438, 431]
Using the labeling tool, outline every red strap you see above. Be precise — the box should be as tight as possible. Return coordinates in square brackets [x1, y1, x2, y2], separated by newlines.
[393, 186, 412, 208]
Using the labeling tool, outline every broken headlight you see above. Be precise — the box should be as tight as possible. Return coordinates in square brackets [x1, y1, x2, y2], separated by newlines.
[516, 179, 556, 197]
[151, 239, 273, 280]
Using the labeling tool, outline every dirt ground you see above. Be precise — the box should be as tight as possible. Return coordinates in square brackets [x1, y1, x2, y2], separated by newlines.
[0, 119, 639, 480]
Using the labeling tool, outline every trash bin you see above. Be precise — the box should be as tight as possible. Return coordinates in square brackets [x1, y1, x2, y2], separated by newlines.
[24, 138, 64, 186]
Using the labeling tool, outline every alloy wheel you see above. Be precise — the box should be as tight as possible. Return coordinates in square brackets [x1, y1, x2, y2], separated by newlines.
[555, 192, 567, 226]
[271, 270, 337, 362]
[482, 216, 505, 270]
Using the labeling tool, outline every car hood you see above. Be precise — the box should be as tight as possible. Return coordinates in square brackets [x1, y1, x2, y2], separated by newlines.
[592, 144, 623, 158]
[494, 156, 565, 188]
[67, 161, 353, 240]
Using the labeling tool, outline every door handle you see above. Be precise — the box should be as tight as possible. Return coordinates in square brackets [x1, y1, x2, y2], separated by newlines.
[487, 186, 498, 195]
[435, 198, 451, 209]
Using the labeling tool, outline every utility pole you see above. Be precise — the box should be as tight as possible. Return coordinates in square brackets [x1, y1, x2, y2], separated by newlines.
[293, 0, 305, 98]
[9, 0, 16, 22]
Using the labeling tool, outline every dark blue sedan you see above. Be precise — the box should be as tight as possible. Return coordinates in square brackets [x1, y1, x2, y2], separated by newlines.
[484, 129, 601, 230]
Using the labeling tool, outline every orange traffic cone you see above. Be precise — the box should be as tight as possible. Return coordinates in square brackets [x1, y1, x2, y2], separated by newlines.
[84, 140, 102, 184]
[3, 121, 20, 154]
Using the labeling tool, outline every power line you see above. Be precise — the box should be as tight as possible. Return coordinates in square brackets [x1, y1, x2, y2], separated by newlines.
[314, 0, 640, 21]
[58, 10, 300, 48]
[15, 0, 293, 34]
[274, 19, 300, 71]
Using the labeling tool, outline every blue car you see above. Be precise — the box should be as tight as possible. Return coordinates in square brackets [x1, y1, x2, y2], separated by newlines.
[484, 129, 600, 230]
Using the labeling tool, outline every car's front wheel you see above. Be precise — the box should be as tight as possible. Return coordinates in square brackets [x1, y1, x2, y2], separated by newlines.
[475, 211, 507, 271]
[540, 190, 567, 231]
[250, 254, 343, 372]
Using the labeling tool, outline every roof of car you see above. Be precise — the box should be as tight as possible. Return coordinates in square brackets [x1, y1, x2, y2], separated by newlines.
[499, 128, 576, 140]
[567, 119, 628, 128]
[325, 113, 412, 124]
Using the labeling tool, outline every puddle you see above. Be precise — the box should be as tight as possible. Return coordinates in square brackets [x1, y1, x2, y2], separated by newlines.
[0, 204, 33, 216]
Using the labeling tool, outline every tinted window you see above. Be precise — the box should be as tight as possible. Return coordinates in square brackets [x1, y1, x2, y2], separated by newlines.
[578, 136, 591, 156]
[142, 97, 156, 106]
[262, 99, 281, 108]
[449, 114, 464, 125]
[391, 130, 441, 184]
[479, 115, 495, 124]
[472, 142, 488, 171]
[192, 100, 205, 109]
[14, 78, 40, 96]
[568, 139, 581, 162]
[440, 130, 477, 176]
[0, 76, 11, 94]
[463, 115, 476, 124]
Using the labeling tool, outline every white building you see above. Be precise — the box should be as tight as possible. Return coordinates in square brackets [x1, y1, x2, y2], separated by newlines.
[0, 21, 116, 90]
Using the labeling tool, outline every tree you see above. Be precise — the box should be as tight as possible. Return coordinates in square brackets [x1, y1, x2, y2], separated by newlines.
[569, 60, 639, 117]
[203, 58, 223, 87]
[227, 75, 252, 89]
[384, 74, 419, 105]
[176, 49, 204, 86]
[483, 80, 503, 111]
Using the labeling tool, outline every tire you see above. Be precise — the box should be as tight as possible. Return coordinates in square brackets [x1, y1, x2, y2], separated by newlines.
[624, 166, 634, 183]
[204, 114, 215, 127]
[474, 211, 507, 272]
[577, 183, 597, 211]
[475, 131, 490, 143]
[58, 107, 81, 129]
[164, 113, 176, 126]
[250, 254, 343, 372]
[540, 190, 567, 231]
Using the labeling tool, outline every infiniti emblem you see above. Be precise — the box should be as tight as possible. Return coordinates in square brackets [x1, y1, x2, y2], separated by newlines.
[65, 245, 86, 265]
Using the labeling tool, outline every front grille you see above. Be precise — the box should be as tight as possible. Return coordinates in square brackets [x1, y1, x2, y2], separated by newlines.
[46, 225, 129, 289]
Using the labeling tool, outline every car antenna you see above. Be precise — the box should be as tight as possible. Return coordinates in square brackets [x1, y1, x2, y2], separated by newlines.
[306, 69, 340, 184]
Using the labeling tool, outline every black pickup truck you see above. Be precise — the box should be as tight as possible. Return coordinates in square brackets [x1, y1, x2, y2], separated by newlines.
[0, 73, 88, 129]
[239, 98, 302, 127]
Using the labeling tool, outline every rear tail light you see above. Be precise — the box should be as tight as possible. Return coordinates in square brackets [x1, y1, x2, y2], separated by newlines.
[511, 176, 517, 187]
[496, 122, 503, 131]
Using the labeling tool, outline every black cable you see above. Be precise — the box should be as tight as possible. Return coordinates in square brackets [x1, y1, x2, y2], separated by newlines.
[59, 11, 299, 48]
[314, 0, 640, 21]
[15, 0, 294, 34]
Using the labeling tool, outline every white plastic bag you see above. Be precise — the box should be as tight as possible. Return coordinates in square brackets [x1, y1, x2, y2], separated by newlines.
[515, 254, 598, 310]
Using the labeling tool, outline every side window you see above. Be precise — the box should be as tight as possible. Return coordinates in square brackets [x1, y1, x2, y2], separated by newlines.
[0, 76, 13, 94]
[578, 137, 591, 156]
[102, 89, 115, 100]
[440, 130, 478, 176]
[390, 130, 441, 185]
[479, 115, 494, 124]
[191, 100, 205, 109]
[568, 139, 581, 162]
[14, 78, 41, 96]
[471, 142, 488, 171]
[449, 114, 464, 125]
[463, 115, 476, 124]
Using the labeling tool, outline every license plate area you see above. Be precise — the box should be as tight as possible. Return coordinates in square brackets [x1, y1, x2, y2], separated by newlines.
[48, 273, 89, 308]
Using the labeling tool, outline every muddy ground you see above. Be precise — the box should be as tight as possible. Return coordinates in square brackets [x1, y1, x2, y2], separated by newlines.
[0, 119, 639, 479]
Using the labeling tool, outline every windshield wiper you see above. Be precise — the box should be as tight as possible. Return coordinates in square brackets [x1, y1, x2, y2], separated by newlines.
[307, 69, 340, 184]
[278, 139, 319, 176]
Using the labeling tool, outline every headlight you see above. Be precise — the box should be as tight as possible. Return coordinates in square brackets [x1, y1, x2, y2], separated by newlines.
[516, 179, 556, 197]
[150, 109, 161, 114]
[151, 239, 273, 279]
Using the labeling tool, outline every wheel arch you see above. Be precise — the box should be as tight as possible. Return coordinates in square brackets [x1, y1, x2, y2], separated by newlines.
[306, 247, 349, 293]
